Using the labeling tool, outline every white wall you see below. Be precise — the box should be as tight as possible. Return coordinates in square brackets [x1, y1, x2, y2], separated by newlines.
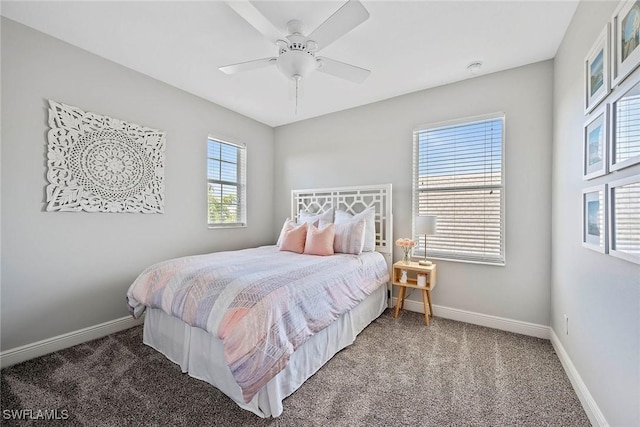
[552, 2, 640, 426]
[0, 19, 274, 351]
[274, 60, 554, 326]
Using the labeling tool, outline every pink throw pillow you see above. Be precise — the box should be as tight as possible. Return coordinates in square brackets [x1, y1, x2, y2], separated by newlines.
[304, 223, 335, 256]
[276, 218, 296, 247]
[279, 223, 308, 254]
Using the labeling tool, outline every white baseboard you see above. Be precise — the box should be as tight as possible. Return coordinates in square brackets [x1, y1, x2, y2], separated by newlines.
[392, 297, 550, 339]
[0, 315, 144, 368]
[550, 329, 608, 427]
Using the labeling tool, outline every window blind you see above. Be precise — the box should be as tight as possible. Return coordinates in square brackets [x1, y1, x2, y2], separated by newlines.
[413, 114, 505, 265]
[614, 92, 640, 165]
[207, 138, 246, 227]
[611, 180, 640, 256]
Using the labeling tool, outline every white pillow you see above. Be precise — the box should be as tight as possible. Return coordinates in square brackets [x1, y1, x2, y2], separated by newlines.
[325, 218, 366, 255]
[335, 207, 376, 252]
[298, 208, 333, 225]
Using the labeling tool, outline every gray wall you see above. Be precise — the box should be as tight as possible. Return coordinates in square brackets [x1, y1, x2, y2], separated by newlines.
[274, 61, 554, 326]
[0, 19, 275, 351]
[552, 2, 640, 426]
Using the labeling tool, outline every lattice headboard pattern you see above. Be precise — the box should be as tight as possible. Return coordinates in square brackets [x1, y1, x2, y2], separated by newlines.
[291, 184, 393, 254]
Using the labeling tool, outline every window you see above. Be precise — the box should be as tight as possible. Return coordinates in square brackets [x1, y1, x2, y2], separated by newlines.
[609, 176, 640, 264]
[207, 137, 246, 227]
[611, 80, 640, 171]
[413, 114, 505, 265]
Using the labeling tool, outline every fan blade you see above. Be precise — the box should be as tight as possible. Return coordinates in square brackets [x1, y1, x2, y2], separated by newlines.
[226, 1, 283, 43]
[316, 57, 370, 83]
[219, 58, 276, 74]
[308, 0, 369, 51]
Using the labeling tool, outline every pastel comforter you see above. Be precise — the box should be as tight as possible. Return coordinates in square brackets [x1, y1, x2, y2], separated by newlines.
[126, 246, 389, 402]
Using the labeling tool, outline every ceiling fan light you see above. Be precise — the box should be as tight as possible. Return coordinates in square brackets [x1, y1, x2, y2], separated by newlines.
[276, 50, 318, 80]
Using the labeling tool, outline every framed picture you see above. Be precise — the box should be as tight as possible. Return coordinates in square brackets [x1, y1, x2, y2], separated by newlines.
[610, 70, 640, 171]
[585, 24, 610, 113]
[608, 175, 640, 264]
[612, 0, 640, 87]
[583, 104, 608, 180]
[582, 185, 607, 253]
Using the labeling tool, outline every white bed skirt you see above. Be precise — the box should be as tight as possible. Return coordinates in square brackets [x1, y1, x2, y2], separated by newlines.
[143, 283, 387, 417]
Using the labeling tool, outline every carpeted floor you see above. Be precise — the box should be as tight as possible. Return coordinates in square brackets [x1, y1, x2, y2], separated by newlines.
[1, 309, 590, 426]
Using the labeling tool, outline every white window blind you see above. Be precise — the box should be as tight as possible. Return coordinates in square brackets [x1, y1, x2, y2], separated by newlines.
[413, 114, 505, 265]
[614, 92, 640, 166]
[207, 137, 246, 227]
[610, 178, 640, 263]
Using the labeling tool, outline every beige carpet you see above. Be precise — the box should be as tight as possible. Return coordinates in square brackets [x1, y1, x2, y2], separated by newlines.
[1, 309, 590, 426]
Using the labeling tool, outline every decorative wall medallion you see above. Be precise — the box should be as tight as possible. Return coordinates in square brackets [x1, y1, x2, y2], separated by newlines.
[46, 100, 166, 213]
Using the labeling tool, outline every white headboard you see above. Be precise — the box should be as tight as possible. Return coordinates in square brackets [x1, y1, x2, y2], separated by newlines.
[291, 184, 393, 255]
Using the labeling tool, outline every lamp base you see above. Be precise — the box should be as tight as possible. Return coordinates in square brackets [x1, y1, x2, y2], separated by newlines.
[418, 259, 432, 266]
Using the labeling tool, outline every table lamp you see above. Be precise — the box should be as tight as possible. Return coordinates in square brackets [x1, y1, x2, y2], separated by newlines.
[415, 215, 436, 266]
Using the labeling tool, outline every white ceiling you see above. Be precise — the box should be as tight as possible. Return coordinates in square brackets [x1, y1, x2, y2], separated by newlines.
[1, 1, 578, 127]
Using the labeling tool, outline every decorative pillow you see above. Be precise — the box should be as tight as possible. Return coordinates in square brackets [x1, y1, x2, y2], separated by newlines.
[276, 218, 296, 247]
[335, 207, 375, 252]
[304, 223, 335, 256]
[298, 208, 334, 225]
[331, 218, 366, 255]
[279, 223, 308, 254]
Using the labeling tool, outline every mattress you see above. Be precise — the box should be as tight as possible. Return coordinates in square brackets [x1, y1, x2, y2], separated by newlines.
[142, 282, 387, 417]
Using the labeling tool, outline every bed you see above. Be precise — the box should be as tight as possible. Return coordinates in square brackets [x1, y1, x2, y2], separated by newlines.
[126, 184, 393, 417]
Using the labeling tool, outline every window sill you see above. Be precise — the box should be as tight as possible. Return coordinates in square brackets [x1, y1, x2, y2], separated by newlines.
[208, 223, 247, 229]
[412, 256, 505, 267]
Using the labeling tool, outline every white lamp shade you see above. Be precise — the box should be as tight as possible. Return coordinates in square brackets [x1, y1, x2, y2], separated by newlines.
[415, 215, 437, 235]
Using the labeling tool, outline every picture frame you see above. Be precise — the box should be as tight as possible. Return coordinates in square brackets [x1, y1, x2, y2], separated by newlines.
[608, 175, 640, 264]
[609, 69, 640, 171]
[612, 0, 640, 87]
[582, 185, 607, 253]
[585, 24, 610, 113]
[583, 104, 608, 180]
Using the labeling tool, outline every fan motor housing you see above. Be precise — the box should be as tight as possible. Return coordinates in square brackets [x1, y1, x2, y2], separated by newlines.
[282, 33, 316, 55]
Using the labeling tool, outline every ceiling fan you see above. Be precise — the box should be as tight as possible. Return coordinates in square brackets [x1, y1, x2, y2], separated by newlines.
[220, 0, 371, 110]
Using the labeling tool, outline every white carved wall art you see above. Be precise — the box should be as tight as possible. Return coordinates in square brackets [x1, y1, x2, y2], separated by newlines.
[46, 100, 166, 213]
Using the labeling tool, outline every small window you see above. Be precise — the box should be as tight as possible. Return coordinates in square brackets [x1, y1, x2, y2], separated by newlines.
[207, 137, 246, 227]
[413, 114, 505, 265]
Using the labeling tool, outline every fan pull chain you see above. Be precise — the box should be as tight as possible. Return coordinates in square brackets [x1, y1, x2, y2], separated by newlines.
[294, 74, 301, 115]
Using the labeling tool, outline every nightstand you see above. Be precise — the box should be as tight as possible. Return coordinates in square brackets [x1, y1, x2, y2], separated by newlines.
[392, 261, 437, 325]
